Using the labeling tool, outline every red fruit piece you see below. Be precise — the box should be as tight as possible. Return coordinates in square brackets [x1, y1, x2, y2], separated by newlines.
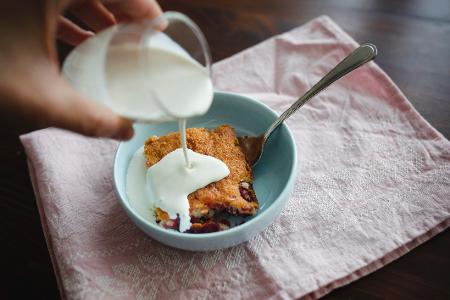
[239, 181, 256, 202]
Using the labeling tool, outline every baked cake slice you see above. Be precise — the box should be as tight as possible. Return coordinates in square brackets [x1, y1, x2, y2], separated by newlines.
[144, 125, 258, 233]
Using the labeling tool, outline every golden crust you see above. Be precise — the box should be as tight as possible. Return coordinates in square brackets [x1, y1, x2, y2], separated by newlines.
[145, 125, 258, 221]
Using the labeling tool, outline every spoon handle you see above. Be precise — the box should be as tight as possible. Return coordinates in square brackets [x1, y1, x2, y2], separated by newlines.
[263, 43, 377, 141]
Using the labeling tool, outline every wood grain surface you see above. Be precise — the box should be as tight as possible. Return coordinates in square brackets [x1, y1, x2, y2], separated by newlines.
[1, 0, 449, 299]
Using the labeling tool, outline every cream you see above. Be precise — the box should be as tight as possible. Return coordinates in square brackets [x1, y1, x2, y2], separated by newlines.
[126, 146, 229, 232]
[105, 45, 213, 122]
[126, 146, 155, 222]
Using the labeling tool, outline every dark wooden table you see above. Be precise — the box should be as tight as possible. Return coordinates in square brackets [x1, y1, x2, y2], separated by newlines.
[1, 0, 449, 299]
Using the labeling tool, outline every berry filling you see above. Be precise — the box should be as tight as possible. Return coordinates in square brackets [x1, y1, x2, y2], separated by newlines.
[239, 181, 257, 202]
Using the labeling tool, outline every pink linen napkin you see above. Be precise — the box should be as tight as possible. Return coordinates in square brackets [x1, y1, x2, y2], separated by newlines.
[21, 16, 450, 300]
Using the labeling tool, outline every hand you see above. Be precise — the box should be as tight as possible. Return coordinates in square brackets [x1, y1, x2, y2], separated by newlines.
[0, 0, 163, 140]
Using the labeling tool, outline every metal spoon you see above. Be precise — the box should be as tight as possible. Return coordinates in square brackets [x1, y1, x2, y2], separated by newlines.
[238, 43, 378, 166]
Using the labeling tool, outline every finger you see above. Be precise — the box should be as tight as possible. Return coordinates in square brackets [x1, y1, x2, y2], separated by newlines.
[0, 56, 134, 140]
[69, 1, 116, 32]
[51, 89, 134, 140]
[33, 75, 135, 140]
[104, 0, 163, 22]
[57, 16, 94, 46]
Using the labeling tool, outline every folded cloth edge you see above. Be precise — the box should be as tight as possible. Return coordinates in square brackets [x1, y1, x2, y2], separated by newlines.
[302, 218, 450, 300]
[25, 158, 67, 300]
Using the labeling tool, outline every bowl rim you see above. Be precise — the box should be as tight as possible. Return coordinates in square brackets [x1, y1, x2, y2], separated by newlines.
[113, 91, 298, 240]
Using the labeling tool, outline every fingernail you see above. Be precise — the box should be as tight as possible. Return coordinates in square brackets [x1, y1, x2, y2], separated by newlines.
[112, 126, 134, 140]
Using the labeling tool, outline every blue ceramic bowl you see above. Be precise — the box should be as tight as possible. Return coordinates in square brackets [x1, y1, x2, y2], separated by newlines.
[114, 91, 297, 251]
